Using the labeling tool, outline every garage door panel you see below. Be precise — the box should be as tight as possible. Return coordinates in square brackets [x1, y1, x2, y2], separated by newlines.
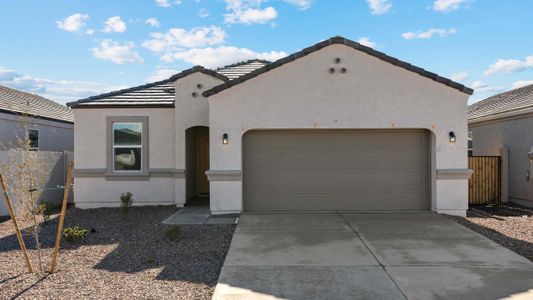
[243, 130, 430, 211]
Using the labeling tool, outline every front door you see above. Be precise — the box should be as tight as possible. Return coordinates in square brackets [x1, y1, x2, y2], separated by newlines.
[196, 130, 210, 196]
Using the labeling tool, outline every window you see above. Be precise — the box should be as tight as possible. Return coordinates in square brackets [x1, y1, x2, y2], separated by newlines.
[113, 122, 142, 171]
[28, 129, 39, 150]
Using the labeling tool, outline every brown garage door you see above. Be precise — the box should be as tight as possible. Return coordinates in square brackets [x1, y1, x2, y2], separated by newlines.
[243, 130, 430, 211]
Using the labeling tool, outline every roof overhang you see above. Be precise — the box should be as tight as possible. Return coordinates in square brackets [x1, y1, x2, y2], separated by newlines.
[203, 36, 474, 97]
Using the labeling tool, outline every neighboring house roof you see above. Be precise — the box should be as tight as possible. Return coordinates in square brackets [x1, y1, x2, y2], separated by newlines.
[216, 59, 270, 80]
[67, 62, 262, 108]
[468, 84, 533, 124]
[203, 36, 474, 97]
[0, 84, 74, 123]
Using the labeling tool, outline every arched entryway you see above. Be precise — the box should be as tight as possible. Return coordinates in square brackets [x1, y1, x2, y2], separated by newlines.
[185, 126, 210, 205]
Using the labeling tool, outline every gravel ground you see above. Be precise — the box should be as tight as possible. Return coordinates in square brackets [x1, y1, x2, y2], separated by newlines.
[0, 206, 235, 299]
[448, 204, 533, 262]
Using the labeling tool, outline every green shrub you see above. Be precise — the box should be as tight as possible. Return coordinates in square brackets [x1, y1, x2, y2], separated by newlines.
[39, 201, 54, 223]
[165, 225, 181, 241]
[63, 226, 88, 243]
[120, 192, 133, 212]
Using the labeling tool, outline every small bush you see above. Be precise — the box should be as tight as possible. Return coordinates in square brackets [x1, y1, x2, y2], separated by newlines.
[120, 192, 133, 212]
[39, 201, 55, 223]
[63, 226, 88, 243]
[165, 225, 181, 241]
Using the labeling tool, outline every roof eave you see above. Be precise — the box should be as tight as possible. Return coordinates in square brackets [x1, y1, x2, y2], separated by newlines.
[203, 36, 473, 97]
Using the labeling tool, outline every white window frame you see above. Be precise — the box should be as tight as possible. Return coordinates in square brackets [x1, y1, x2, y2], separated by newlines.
[112, 122, 143, 172]
[28, 128, 39, 151]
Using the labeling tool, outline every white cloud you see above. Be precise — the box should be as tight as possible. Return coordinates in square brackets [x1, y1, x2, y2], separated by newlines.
[57, 13, 89, 32]
[224, 0, 278, 24]
[85, 28, 95, 35]
[142, 26, 226, 53]
[103, 16, 127, 33]
[356, 37, 377, 49]
[91, 39, 143, 64]
[471, 80, 502, 93]
[433, 0, 470, 12]
[450, 71, 468, 82]
[484, 55, 533, 76]
[0, 66, 128, 103]
[146, 69, 179, 82]
[155, 0, 182, 7]
[160, 46, 287, 68]
[402, 28, 456, 40]
[282, 0, 312, 10]
[198, 8, 210, 18]
[366, 0, 392, 15]
[145, 17, 160, 27]
[512, 80, 533, 89]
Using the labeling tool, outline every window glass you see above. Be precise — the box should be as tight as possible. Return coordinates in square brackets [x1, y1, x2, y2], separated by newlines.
[28, 129, 39, 150]
[113, 122, 142, 171]
[113, 123, 142, 146]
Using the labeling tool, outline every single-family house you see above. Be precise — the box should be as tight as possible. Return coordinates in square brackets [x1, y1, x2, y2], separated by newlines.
[468, 84, 533, 207]
[0, 84, 74, 217]
[0, 84, 74, 151]
[67, 36, 473, 216]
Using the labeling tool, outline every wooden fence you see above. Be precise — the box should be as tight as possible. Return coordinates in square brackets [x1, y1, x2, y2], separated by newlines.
[468, 156, 501, 205]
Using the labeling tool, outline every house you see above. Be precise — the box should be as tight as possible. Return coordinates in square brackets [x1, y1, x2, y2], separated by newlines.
[67, 36, 473, 216]
[468, 84, 533, 208]
[0, 84, 74, 217]
[0, 84, 74, 151]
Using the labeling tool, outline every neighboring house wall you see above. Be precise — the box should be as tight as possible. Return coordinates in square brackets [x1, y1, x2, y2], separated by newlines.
[208, 44, 470, 215]
[0, 112, 73, 151]
[470, 115, 533, 207]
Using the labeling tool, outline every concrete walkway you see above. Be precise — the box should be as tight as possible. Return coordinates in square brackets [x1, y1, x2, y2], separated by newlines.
[213, 212, 533, 300]
[162, 206, 237, 225]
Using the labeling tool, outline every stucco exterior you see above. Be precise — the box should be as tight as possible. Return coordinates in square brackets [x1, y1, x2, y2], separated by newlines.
[0, 112, 73, 151]
[470, 114, 533, 207]
[208, 44, 470, 215]
[71, 41, 471, 216]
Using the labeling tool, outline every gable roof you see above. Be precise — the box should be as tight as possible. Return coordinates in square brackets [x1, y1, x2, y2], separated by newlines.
[67, 66, 229, 108]
[0, 84, 73, 123]
[468, 83, 533, 123]
[67, 61, 269, 108]
[216, 59, 270, 80]
[203, 36, 474, 97]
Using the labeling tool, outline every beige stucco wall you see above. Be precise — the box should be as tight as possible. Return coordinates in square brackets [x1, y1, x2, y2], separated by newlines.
[470, 115, 533, 207]
[208, 44, 470, 215]
[174, 72, 225, 205]
[73, 108, 176, 207]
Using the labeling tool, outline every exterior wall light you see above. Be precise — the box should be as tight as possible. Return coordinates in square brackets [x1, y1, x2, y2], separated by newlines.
[222, 133, 229, 145]
[449, 131, 456, 143]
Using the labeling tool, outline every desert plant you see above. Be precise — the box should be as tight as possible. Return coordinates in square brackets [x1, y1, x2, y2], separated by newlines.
[120, 192, 133, 212]
[165, 225, 181, 241]
[63, 226, 87, 243]
[37, 201, 54, 223]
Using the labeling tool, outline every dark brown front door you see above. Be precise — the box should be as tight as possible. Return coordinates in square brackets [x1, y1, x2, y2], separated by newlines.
[196, 130, 210, 196]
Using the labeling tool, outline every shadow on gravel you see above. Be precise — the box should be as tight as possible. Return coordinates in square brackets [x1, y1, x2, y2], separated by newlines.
[449, 206, 533, 262]
[0, 206, 235, 286]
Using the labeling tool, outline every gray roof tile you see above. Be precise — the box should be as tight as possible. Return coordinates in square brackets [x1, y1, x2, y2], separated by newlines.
[0, 84, 73, 123]
[468, 83, 533, 122]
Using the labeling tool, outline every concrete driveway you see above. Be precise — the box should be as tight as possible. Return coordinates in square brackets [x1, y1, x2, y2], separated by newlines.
[213, 212, 533, 300]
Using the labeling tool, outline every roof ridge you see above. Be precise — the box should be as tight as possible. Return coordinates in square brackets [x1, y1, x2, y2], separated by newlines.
[67, 66, 229, 107]
[203, 36, 473, 97]
[0, 84, 68, 109]
[215, 59, 271, 71]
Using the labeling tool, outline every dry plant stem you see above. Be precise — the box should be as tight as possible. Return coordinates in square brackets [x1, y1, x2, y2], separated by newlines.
[0, 174, 34, 273]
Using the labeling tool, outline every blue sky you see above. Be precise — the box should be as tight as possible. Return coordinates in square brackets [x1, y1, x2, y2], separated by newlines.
[0, 0, 532, 104]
